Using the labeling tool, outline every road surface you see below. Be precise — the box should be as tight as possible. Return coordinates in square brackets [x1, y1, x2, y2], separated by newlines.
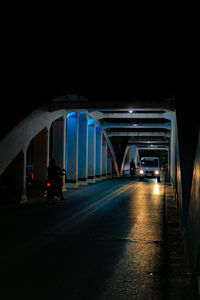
[0, 178, 167, 300]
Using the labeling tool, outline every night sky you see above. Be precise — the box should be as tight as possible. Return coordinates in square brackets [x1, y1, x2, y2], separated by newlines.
[1, 24, 198, 140]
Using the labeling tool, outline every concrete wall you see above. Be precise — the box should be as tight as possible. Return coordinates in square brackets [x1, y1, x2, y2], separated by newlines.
[1, 151, 25, 202]
[175, 106, 200, 292]
[187, 130, 200, 287]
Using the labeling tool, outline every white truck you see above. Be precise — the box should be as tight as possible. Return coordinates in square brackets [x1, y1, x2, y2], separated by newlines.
[138, 157, 161, 182]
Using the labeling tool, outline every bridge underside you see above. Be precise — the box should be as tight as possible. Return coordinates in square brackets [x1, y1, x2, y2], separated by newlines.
[0, 93, 199, 295]
[49, 95, 174, 171]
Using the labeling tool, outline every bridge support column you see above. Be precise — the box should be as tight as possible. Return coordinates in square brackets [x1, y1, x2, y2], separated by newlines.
[51, 117, 66, 191]
[102, 134, 107, 179]
[135, 146, 140, 168]
[78, 113, 88, 185]
[2, 151, 28, 203]
[170, 112, 176, 186]
[66, 113, 79, 188]
[20, 150, 29, 204]
[107, 150, 112, 178]
[96, 124, 102, 181]
[126, 146, 132, 172]
[120, 146, 129, 176]
[88, 118, 96, 183]
[33, 127, 50, 187]
[129, 146, 133, 163]
[132, 145, 137, 166]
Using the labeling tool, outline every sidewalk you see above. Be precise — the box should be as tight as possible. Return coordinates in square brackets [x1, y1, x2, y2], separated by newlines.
[164, 185, 199, 299]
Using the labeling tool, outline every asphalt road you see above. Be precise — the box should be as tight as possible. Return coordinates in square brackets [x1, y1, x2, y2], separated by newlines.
[0, 178, 167, 300]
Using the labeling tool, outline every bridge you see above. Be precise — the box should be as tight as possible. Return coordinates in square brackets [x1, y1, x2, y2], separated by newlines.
[0, 94, 199, 298]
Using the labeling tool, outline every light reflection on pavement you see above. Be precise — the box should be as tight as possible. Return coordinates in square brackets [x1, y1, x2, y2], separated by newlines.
[0, 179, 167, 300]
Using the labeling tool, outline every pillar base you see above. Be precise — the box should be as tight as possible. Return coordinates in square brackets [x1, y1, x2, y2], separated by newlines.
[96, 176, 102, 182]
[78, 179, 88, 186]
[88, 179, 96, 184]
[88, 176, 96, 183]
[62, 185, 67, 192]
[20, 192, 28, 204]
[66, 182, 79, 189]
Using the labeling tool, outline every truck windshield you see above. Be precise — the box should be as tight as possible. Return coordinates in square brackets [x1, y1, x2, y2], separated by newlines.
[141, 158, 159, 167]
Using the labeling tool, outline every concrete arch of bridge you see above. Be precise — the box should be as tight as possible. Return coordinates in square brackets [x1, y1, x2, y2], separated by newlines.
[0, 106, 119, 203]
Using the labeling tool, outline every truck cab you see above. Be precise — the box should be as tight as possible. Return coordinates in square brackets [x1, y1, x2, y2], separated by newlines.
[138, 157, 161, 182]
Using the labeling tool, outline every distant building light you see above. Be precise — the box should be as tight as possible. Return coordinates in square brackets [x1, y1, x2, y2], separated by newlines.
[129, 109, 133, 113]
[133, 123, 137, 126]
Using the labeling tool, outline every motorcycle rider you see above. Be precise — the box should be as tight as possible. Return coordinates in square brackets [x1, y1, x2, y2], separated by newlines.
[47, 158, 65, 200]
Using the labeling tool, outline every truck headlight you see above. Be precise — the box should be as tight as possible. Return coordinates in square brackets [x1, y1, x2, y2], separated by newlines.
[139, 169, 144, 175]
[154, 170, 159, 175]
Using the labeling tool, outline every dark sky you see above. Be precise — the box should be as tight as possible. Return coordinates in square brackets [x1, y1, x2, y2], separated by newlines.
[1, 61, 175, 138]
[1, 23, 198, 140]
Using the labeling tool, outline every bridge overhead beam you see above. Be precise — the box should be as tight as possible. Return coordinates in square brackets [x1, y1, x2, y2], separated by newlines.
[90, 108, 168, 112]
[103, 123, 170, 130]
[107, 132, 170, 137]
[49, 96, 175, 111]
[94, 111, 172, 121]
[128, 138, 169, 145]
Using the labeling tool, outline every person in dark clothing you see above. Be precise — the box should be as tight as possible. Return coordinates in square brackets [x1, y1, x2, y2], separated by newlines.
[47, 159, 65, 200]
[130, 159, 135, 175]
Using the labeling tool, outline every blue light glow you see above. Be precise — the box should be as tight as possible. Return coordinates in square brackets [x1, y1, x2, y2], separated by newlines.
[67, 112, 77, 118]
[171, 113, 174, 130]
[88, 117, 95, 126]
